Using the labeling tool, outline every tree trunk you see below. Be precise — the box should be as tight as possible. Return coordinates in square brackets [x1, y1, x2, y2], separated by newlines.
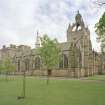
[5, 71, 8, 82]
[47, 69, 52, 85]
[23, 71, 26, 98]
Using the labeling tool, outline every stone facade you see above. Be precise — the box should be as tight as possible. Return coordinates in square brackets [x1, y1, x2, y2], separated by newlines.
[0, 11, 105, 77]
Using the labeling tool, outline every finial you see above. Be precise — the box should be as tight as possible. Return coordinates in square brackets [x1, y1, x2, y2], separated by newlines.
[77, 10, 79, 14]
[76, 10, 81, 18]
[37, 30, 39, 37]
[68, 23, 71, 27]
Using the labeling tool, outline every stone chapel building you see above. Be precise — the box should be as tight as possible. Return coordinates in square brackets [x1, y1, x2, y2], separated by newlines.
[0, 11, 105, 77]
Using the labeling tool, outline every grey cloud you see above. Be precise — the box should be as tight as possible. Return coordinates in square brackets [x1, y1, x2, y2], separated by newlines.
[0, 0, 105, 51]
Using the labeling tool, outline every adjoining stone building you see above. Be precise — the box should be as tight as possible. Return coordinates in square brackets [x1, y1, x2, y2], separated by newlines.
[0, 11, 105, 77]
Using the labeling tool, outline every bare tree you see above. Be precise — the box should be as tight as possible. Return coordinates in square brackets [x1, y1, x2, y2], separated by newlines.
[93, 0, 105, 6]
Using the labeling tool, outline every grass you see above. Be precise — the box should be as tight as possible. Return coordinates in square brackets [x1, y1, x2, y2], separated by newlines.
[87, 74, 105, 80]
[0, 76, 105, 105]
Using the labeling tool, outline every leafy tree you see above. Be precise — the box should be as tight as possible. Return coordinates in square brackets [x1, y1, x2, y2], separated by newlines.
[2, 56, 16, 81]
[93, 0, 105, 6]
[95, 12, 105, 53]
[0, 61, 3, 75]
[38, 35, 60, 84]
[3, 57, 16, 72]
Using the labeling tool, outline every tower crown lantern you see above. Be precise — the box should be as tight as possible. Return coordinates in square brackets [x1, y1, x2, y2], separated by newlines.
[67, 11, 85, 32]
[75, 10, 82, 24]
[74, 10, 85, 31]
[67, 11, 90, 43]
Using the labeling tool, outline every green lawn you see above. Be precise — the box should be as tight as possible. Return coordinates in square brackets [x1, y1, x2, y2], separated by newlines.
[87, 74, 105, 80]
[0, 76, 105, 105]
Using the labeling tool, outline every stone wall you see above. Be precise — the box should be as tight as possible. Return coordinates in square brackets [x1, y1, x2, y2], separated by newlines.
[31, 68, 89, 78]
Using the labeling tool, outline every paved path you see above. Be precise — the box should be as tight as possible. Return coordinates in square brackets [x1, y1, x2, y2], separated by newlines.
[1, 75, 105, 83]
[35, 76, 105, 83]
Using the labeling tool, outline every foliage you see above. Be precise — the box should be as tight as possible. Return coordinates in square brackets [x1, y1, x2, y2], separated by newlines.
[95, 12, 105, 52]
[38, 35, 60, 69]
[0, 61, 3, 73]
[94, 0, 105, 6]
[2, 57, 16, 73]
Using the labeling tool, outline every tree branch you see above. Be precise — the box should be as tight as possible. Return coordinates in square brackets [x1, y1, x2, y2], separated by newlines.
[94, 0, 105, 6]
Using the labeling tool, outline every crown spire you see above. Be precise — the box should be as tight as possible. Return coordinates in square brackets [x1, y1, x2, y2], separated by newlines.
[77, 10, 79, 14]
[35, 30, 40, 48]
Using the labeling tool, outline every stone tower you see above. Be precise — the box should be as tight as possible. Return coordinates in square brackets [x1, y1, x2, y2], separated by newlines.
[67, 11, 92, 72]
[35, 31, 41, 48]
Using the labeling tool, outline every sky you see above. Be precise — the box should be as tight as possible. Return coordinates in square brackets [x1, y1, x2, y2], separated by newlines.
[0, 0, 105, 51]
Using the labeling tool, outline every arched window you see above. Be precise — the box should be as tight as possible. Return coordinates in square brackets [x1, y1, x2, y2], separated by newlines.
[59, 55, 63, 69]
[35, 56, 41, 70]
[64, 54, 68, 68]
[25, 59, 30, 71]
[17, 60, 20, 71]
[59, 54, 68, 69]
[79, 52, 82, 68]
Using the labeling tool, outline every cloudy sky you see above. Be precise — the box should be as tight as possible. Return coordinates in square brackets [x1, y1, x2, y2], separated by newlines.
[0, 0, 105, 51]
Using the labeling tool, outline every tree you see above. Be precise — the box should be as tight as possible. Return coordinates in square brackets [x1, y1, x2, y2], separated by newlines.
[93, 0, 105, 6]
[95, 12, 105, 53]
[38, 35, 60, 84]
[2, 56, 16, 81]
[0, 61, 3, 75]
